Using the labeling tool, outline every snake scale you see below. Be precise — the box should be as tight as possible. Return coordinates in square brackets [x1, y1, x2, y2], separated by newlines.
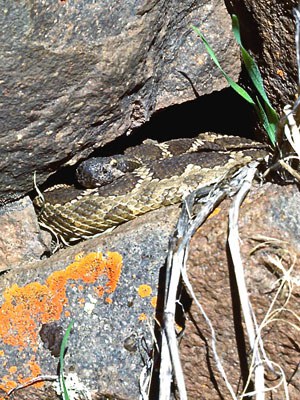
[34, 133, 268, 242]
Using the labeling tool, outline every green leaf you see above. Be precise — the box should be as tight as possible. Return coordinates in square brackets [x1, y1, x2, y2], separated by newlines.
[60, 320, 74, 400]
[231, 14, 278, 145]
[192, 18, 279, 146]
[191, 25, 256, 105]
[231, 15, 267, 103]
[255, 97, 277, 144]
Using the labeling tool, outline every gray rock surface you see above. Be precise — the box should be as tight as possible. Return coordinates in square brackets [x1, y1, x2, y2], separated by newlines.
[0, 0, 240, 203]
[0, 205, 180, 399]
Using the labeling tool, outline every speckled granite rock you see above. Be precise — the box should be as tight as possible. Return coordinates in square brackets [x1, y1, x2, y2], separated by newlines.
[0, 205, 180, 399]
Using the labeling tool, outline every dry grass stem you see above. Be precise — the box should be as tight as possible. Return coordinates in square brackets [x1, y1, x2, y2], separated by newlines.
[228, 163, 266, 400]
[158, 164, 259, 399]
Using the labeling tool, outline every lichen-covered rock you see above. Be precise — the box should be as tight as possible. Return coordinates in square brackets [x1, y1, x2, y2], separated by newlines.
[1, 183, 300, 399]
[0, 205, 180, 399]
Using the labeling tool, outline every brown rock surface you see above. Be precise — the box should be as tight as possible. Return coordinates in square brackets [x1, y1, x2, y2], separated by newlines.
[0, 196, 50, 271]
[225, 0, 299, 113]
[181, 183, 300, 399]
[0, 0, 240, 204]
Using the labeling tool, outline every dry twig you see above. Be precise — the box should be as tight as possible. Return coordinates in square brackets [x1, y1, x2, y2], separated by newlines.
[158, 163, 261, 399]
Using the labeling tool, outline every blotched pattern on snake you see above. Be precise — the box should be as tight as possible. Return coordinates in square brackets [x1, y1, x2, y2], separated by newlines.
[34, 133, 268, 242]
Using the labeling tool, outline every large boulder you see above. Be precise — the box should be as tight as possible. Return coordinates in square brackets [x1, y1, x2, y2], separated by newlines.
[181, 183, 300, 399]
[0, 205, 181, 399]
[0, 0, 240, 204]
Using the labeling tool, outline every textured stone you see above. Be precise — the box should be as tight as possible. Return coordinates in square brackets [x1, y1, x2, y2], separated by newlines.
[0, 205, 180, 399]
[225, 0, 299, 114]
[1, 181, 300, 399]
[180, 183, 300, 399]
[0, 0, 240, 203]
[0, 196, 50, 271]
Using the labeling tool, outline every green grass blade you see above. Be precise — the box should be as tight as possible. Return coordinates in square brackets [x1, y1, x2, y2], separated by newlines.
[231, 15, 268, 103]
[192, 20, 278, 146]
[256, 97, 277, 144]
[191, 25, 256, 105]
[60, 320, 74, 400]
[263, 103, 279, 145]
[231, 14, 279, 144]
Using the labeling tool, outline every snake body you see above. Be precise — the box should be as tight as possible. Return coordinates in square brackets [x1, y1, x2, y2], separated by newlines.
[34, 133, 268, 242]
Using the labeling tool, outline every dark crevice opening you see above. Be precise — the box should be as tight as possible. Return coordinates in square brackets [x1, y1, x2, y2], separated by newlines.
[224, 1, 263, 57]
[34, 86, 264, 193]
[96, 85, 263, 157]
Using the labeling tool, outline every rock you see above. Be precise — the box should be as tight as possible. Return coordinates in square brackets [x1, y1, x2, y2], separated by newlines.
[0, 0, 240, 203]
[224, 0, 299, 113]
[0, 196, 50, 272]
[1, 180, 300, 399]
[180, 183, 300, 399]
[0, 205, 181, 399]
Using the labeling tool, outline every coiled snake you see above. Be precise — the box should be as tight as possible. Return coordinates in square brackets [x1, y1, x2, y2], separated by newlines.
[34, 133, 268, 242]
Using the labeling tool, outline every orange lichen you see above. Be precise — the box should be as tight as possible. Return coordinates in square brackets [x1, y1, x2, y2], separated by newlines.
[105, 298, 113, 304]
[0, 282, 56, 347]
[103, 254, 123, 293]
[276, 68, 284, 78]
[138, 313, 147, 321]
[208, 207, 221, 219]
[138, 284, 152, 298]
[150, 296, 157, 308]
[27, 359, 43, 388]
[17, 373, 24, 382]
[0, 252, 122, 348]
[8, 366, 17, 374]
[27, 357, 41, 376]
[0, 251, 123, 395]
[78, 297, 85, 306]
[94, 286, 105, 297]
[0, 376, 17, 392]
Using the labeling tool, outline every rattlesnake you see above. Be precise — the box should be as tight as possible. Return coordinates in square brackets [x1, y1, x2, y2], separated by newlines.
[34, 133, 268, 242]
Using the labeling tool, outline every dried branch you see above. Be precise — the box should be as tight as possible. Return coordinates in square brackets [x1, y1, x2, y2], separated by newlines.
[159, 163, 260, 399]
